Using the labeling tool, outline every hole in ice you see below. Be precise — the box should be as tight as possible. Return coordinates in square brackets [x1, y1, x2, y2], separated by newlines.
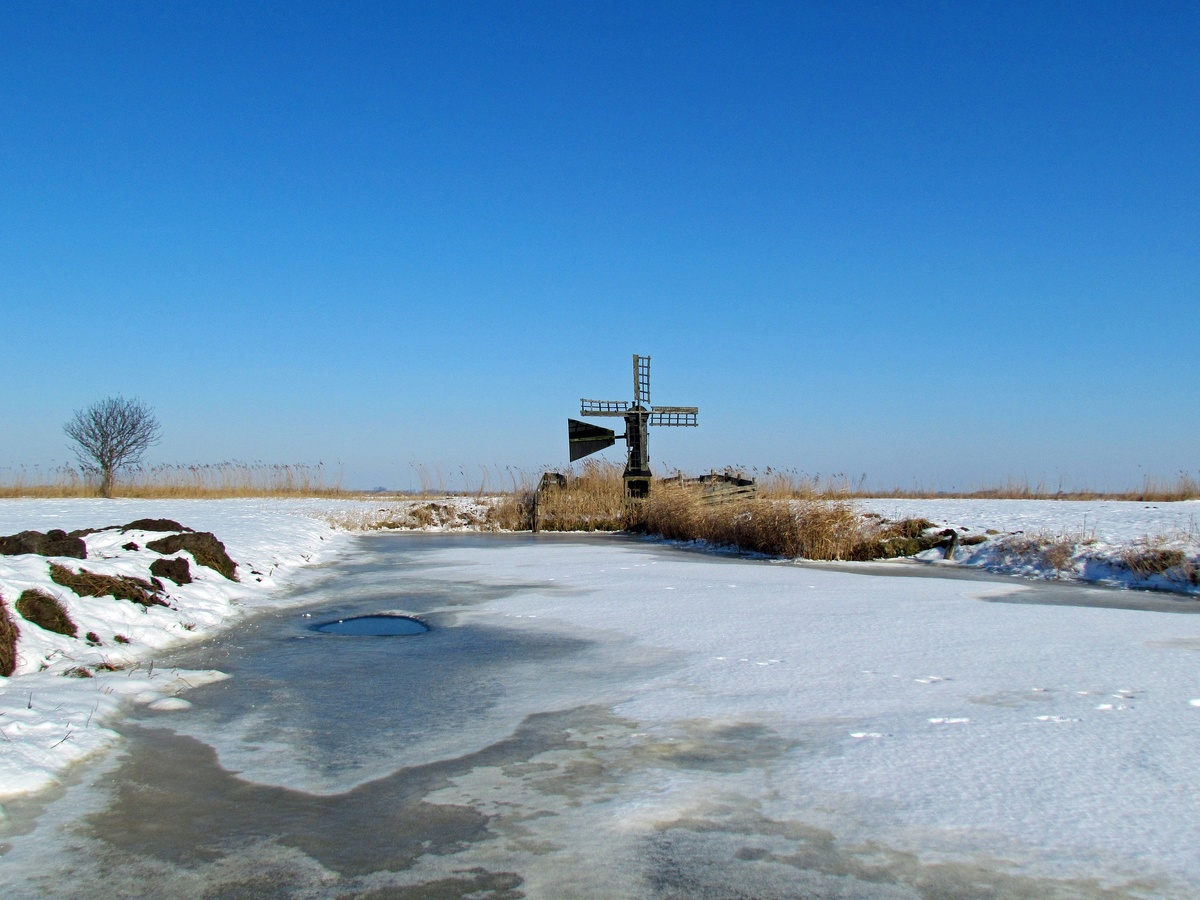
[311, 614, 430, 636]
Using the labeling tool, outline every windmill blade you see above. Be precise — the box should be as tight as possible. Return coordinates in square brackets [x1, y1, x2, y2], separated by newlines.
[634, 354, 651, 406]
[580, 399, 630, 416]
[568, 419, 617, 461]
[649, 406, 698, 427]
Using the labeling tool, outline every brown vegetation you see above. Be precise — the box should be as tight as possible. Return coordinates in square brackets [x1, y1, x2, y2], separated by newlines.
[632, 486, 945, 561]
[0, 462, 349, 499]
[4, 460, 1196, 502]
[15, 588, 78, 636]
[992, 533, 1086, 572]
[529, 461, 627, 531]
[48, 563, 167, 607]
[750, 469, 1200, 502]
[1122, 545, 1198, 584]
[0, 593, 19, 676]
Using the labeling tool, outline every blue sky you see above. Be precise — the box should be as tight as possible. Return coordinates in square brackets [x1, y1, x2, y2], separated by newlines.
[2, 1, 1196, 491]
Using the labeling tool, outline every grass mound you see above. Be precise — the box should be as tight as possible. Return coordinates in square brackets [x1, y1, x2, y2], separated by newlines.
[0, 529, 88, 559]
[853, 518, 947, 560]
[0, 593, 19, 675]
[1122, 547, 1198, 584]
[49, 563, 167, 607]
[122, 518, 191, 533]
[16, 589, 78, 636]
[145, 532, 237, 580]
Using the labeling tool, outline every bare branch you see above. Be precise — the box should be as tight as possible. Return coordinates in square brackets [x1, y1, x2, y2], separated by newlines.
[64, 397, 161, 497]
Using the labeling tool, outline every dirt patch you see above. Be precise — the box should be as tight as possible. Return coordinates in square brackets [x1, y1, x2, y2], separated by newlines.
[48, 563, 167, 607]
[15, 588, 78, 636]
[0, 529, 87, 559]
[146, 532, 237, 580]
[150, 556, 192, 585]
[122, 518, 191, 533]
[0, 593, 18, 675]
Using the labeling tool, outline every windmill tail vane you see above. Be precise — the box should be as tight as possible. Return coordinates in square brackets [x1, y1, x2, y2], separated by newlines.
[568, 354, 698, 498]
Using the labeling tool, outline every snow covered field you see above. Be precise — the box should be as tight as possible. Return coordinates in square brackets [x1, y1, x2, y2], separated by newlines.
[2, 498, 1200, 895]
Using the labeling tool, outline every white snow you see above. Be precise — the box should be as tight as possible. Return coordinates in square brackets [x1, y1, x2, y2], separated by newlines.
[861, 498, 1200, 594]
[2, 496, 1200, 891]
[0, 499, 350, 798]
[404, 537, 1200, 891]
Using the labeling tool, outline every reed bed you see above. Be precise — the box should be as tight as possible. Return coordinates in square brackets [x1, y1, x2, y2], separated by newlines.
[0, 463, 350, 499]
[727, 468, 1200, 502]
[629, 485, 946, 561]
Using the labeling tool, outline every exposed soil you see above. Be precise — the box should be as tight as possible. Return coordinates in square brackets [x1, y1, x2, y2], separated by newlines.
[150, 556, 192, 585]
[0, 529, 87, 559]
[146, 532, 237, 580]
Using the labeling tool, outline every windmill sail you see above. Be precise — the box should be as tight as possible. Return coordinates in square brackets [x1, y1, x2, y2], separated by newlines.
[568, 419, 617, 461]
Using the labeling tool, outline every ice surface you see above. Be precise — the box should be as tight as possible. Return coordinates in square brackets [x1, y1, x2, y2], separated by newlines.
[2, 532, 1199, 897]
[2, 498, 1200, 896]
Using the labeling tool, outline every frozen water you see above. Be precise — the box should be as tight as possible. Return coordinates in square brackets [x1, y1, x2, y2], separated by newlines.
[2, 532, 1200, 898]
[312, 613, 430, 635]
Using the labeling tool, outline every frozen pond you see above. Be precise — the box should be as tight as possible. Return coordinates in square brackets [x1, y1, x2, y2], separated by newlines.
[3, 533, 1200, 898]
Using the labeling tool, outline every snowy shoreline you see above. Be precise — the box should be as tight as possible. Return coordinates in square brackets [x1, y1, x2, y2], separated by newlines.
[1, 496, 1197, 807]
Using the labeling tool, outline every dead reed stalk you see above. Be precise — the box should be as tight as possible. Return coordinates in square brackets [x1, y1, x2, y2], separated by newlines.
[0, 462, 349, 499]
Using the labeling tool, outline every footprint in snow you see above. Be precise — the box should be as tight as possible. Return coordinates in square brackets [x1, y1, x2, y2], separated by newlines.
[851, 732, 887, 739]
[1095, 704, 1130, 711]
[928, 717, 970, 725]
[1035, 715, 1080, 723]
[915, 676, 949, 684]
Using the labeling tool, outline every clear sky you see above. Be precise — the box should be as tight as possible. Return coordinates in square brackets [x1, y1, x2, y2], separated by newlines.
[2, 1, 1197, 492]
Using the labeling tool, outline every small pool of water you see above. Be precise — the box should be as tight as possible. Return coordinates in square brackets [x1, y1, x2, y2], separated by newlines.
[312, 614, 430, 636]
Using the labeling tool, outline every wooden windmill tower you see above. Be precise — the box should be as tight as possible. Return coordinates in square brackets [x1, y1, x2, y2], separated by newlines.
[568, 354, 698, 498]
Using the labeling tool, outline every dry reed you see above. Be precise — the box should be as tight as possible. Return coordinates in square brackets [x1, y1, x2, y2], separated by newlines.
[694, 468, 1200, 502]
[630, 485, 945, 561]
[530, 460, 628, 531]
[0, 462, 350, 499]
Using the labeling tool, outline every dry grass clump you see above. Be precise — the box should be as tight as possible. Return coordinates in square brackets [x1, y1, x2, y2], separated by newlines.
[853, 518, 950, 560]
[634, 487, 883, 560]
[994, 533, 1086, 572]
[15, 589, 78, 636]
[486, 494, 535, 531]
[48, 563, 167, 607]
[0, 462, 349, 499]
[0, 593, 19, 676]
[532, 461, 627, 531]
[1121, 540, 1198, 584]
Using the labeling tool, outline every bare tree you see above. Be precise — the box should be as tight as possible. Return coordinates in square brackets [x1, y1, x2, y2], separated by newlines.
[64, 396, 162, 498]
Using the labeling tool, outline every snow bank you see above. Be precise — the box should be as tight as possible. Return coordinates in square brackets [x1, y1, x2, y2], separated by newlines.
[859, 498, 1200, 594]
[0, 499, 354, 799]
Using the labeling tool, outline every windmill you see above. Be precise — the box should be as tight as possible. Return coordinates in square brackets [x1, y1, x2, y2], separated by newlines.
[568, 355, 698, 498]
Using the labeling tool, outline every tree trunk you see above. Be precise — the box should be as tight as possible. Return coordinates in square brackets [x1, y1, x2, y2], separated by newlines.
[101, 468, 114, 499]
